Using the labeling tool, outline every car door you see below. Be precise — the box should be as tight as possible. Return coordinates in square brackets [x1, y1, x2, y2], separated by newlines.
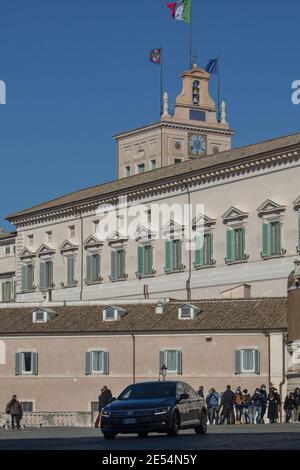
[184, 383, 201, 424]
[176, 383, 190, 425]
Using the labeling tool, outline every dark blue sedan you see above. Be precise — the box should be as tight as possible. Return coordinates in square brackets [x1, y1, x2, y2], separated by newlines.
[100, 381, 207, 439]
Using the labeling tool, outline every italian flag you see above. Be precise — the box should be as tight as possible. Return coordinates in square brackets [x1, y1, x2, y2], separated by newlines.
[166, 0, 191, 24]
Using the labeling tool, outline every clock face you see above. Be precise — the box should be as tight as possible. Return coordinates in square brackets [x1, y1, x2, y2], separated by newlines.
[189, 134, 206, 156]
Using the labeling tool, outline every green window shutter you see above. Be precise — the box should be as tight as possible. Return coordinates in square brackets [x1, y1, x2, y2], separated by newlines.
[86, 255, 93, 282]
[32, 353, 38, 375]
[255, 350, 260, 374]
[85, 352, 92, 375]
[226, 229, 234, 262]
[94, 254, 100, 280]
[208, 233, 213, 264]
[176, 351, 182, 375]
[174, 240, 181, 269]
[40, 263, 46, 289]
[235, 350, 242, 374]
[276, 222, 282, 255]
[165, 240, 173, 271]
[241, 227, 246, 259]
[1, 282, 4, 302]
[262, 222, 271, 257]
[195, 235, 204, 267]
[21, 265, 28, 291]
[120, 250, 125, 277]
[15, 352, 22, 376]
[67, 256, 74, 286]
[47, 261, 53, 287]
[103, 352, 109, 375]
[137, 246, 145, 276]
[28, 265, 34, 290]
[111, 251, 117, 280]
[144, 245, 153, 275]
[159, 350, 166, 369]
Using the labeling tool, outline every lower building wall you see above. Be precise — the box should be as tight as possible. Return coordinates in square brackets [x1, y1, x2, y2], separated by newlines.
[0, 332, 284, 422]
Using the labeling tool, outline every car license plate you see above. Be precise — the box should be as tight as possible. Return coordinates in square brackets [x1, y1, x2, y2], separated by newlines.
[123, 418, 136, 424]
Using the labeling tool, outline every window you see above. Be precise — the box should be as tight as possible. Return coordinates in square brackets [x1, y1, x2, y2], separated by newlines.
[1, 281, 12, 302]
[174, 158, 182, 164]
[28, 235, 34, 246]
[111, 249, 126, 281]
[15, 352, 38, 375]
[93, 220, 99, 233]
[235, 349, 260, 374]
[151, 159, 157, 170]
[137, 245, 153, 277]
[21, 264, 34, 292]
[91, 402, 99, 412]
[262, 221, 282, 257]
[165, 240, 182, 273]
[20, 402, 33, 413]
[69, 226, 75, 238]
[66, 255, 75, 286]
[125, 166, 131, 177]
[192, 80, 200, 105]
[103, 306, 127, 321]
[85, 351, 109, 375]
[5, 246, 10, 255]
[86, 253, 100, 283]
[34, 310, 45, 322]
[226, 227, 246, 263]
[46, 231, 52, 243]
[137, 163, 145, 174]
[147, 209, 152, 223]
[194, 233, 213, 268]
[40, 261, 53, 289]
[159, 350, 182, 375]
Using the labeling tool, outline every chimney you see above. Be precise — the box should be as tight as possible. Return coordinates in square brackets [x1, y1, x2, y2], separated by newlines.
[221, 284, 251, 300]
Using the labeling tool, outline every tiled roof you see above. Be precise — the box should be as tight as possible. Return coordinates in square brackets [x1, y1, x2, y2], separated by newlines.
[0, 298, 287, 335]
[6, 131, 300, 220]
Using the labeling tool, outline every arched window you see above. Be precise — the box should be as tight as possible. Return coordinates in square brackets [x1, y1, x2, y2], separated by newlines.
[192, 80, 200, 105]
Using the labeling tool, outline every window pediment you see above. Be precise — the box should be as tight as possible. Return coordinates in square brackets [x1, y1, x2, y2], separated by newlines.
[162, 219, 184, 239]
[134, 225, 156, 242]
[293, 196, 300, 211]
[59, 240, 79, 253]
[36, 244, 55, 257]
[192, 213, 216, 230]
[84, 235, 103, 250]
[20, 248, 36, 259]
[107, 231, 128, 245]
[257, 199, 286, 218]
[222, 207, 249, 224]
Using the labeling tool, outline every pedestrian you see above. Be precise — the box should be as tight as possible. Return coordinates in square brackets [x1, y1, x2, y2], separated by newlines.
[95, 386, 113, 427]
[252, 388, 263, 424]
[284, 392, 296, 423]
[241, 389, 252, 424]
[206, 387, 220, 425]
[5, 395, 23, 430]
[259, 384, 268, 423]
[197, 386, 204, 398]
[293, 387, 300, 422]
[220, 385, 235, 425]
[234, 388, 243, 424]
[268, 388, 280, 423]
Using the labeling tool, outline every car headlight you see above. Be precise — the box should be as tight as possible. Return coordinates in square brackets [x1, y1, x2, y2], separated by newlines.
[101, 410, 112, 417]
[154, 407, 170, 415]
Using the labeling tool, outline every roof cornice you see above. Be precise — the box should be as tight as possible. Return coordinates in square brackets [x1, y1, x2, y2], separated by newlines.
[7, 143, 300, 227]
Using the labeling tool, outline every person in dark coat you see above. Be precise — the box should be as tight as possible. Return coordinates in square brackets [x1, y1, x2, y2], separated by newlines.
[293, 387, 300, 422]
[5, 395, 23, 430]
[220, 385, 235, 425]
[98, 386, 113, 413]
[284, 393, 296, 423]
[197, 386, 204, 398]
[259, 384, 268, 423]
[268, 388, 280, 423]
[252, 388, 263, 424]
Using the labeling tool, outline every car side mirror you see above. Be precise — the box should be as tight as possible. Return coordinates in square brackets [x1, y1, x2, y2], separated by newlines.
[111, 397, 116, 402]
[179, 393, 189, 401]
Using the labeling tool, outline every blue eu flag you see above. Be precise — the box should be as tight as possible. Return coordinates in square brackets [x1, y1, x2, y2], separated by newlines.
[205, 58, 219, 75]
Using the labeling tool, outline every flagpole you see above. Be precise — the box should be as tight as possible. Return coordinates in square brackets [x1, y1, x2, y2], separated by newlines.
[189, 0, 192, 69]
[160, 45, 163, 116]
[217, 54, 221, 122]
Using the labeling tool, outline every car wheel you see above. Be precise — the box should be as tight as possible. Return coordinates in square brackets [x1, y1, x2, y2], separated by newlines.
[103, 432, 116, 440]
[167, 411, 180, 437]
[195, 411, 208, 434]
[137, 432, 149, 438]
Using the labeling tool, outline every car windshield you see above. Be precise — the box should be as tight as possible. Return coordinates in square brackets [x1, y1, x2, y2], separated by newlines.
[118, 383, 176, 400]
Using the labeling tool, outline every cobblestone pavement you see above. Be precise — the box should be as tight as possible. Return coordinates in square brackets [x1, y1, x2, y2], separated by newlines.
[0, 424, 300, 450]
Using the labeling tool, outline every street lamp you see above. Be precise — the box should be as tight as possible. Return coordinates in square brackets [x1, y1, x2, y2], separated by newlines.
[160, 364, 168, 381]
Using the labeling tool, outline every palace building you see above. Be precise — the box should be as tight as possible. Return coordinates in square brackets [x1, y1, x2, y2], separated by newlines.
[1, 64, 300, 423]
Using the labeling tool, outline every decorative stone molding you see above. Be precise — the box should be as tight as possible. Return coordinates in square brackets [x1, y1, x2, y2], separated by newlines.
[19, 248, 36, 259]
[59, 240, 79, 253]
[192, 213, 216, 230]
[222, 206, 249, 225]
[36, 244, 56, 257]
[257, 199, 286, 218]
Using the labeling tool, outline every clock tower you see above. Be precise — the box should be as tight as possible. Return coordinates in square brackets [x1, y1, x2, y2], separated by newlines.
[115, 65, 234, 179]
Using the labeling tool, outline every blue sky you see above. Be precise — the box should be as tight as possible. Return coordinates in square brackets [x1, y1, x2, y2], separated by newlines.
[0, 0, 299, 230]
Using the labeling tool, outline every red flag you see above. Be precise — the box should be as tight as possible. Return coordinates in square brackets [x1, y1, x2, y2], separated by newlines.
[166, 2, 177, 18]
